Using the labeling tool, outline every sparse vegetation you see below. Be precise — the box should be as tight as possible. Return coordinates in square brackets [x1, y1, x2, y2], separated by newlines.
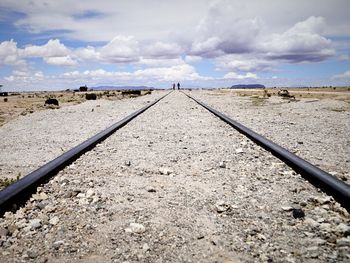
[86, 93, 97, 100]
[250, 95, 268, 106]
[0, 174, 21, 190]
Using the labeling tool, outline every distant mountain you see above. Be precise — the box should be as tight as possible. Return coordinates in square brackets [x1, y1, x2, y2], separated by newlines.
[230, 84, 265, 89]
[91, 85, 155, 91]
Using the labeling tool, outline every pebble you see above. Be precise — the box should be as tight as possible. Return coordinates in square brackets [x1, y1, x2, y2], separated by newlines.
[125, 223, 146, 234]
[219, 161, 226, 168]
[159, 168, 173, 175]
[335, 223, 350, 235]
[336, 237, 350, 246]
[142, 243, 150, 251]
[52, 240, 65, 249]
[235, 148, 244, 154]
[292, 208, 305, 219]
[29, 219, 41, 229]
[281, 206, 294, 211]
[49, 216, 60, 225]
[32, 192, 48, 201]
[86, 188, 95, 198]
[215, 200, 231, 213]
[0, 227, 9, 237]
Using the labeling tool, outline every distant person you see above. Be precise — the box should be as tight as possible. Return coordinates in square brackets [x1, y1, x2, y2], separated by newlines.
[177, 82, 180, 90]
[172, 83, 175, 90]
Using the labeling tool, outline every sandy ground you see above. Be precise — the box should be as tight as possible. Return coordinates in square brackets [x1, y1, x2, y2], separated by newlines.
[0, 90, 349, 262]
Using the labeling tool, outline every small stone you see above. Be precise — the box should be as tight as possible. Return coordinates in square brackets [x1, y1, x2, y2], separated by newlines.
[44, 205, 56, 212]
[281, 206, 294, 211]
[125, 223, 146, 234]
[79, 198, 90, 205]
[49, 216, 60, 225]
[125, 160, 131, 166]
[335, 223, 350, 235]
[306, 246, 319, 258]
[77, 193, 85, 198]
[292, 208, 305, 219]
[336, 237, 350, 246]
[147, 188, 156, 193]
[304, 218, 319, 228]
[319, 223, 332, 232]
[86, 188, 95, 198]
[159, 168, 173, 175]
[235, 148, 244, 154]
[142, 243, 150, 251]
[219, 161, 226, 168]
[7, 224, 17, 235]
[33, 192, 48, 201]
[29, 219, 41, 229]
[310, 238, 326, 245]
[215, 200, 231, 213]
[52, 240, 64, 249]
[28, 250, 38, 259]
[36, 201, 47, 210]
[0, 227, 9, 237]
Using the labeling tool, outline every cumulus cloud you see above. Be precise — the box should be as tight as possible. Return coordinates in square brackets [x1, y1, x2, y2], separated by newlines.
[262, 16, 335, 62]
[0, 40, 26, 66]
[23, 39, 70, 57]
[143, 42, 183, 58]
[332, 70, 350, 79]
[99, 35, 139, 63]
[215, 54, 276, 72]
[190, 0, 262, 57]
[44, 56, 77, 66]
[4, 69, 44, 83]
[223, 72, 258, 80]
[61, 64, 210, 83]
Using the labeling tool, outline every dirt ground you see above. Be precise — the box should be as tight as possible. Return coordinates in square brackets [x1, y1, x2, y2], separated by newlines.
[0, 90, 151, 127]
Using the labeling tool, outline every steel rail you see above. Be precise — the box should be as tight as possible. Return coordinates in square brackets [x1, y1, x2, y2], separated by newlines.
[0, 91, 171, 216]
[183, 92, 350, 212]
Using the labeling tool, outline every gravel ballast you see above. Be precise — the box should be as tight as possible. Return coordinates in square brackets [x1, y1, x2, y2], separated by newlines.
[0, 91, 349, 262]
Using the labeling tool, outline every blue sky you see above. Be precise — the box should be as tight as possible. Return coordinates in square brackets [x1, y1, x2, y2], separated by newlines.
[0, 0, 350, 91]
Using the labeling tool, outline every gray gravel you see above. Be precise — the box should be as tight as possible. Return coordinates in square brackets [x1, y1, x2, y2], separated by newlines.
[0, 91, 164, 181]
[0, 90, 349, 262]
[191, 89, 350, 182]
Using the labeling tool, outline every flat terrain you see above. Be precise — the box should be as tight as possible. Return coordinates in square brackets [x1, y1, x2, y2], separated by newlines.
[0, 89, 349, 262]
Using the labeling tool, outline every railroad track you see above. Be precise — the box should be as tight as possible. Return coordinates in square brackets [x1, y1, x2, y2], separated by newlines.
[0, 91, 171, 215]
[0, 90, 349, 262]
[1, 91, 349, 215]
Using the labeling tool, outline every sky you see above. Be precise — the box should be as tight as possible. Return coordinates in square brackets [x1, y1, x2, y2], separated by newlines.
[0, 0, 350, 91]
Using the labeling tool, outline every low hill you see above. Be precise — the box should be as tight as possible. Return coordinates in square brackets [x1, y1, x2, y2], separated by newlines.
[92, 85, 154, 91]
[230, 84, 265, 89]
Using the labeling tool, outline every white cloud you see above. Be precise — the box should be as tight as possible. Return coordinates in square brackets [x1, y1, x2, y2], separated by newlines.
[190, 1, 262, 57]
[215, 54, 276, 72]
[184, 55, 202, 63]
[223, 72, 258, 80]
[138, 57, 185, 67]
[332, 70, 350, 79]
[61, 64, 210, 83]
[4, 69, 44, 83]
[44, 56, 77, 66]
[338, 54, 349, 61]
[143, 42, 183, 58]
[262, 16, 335, 62]
[0, 40, 26, 66]
[99, 35, 139, 63]
[23, 39, 70, 57]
